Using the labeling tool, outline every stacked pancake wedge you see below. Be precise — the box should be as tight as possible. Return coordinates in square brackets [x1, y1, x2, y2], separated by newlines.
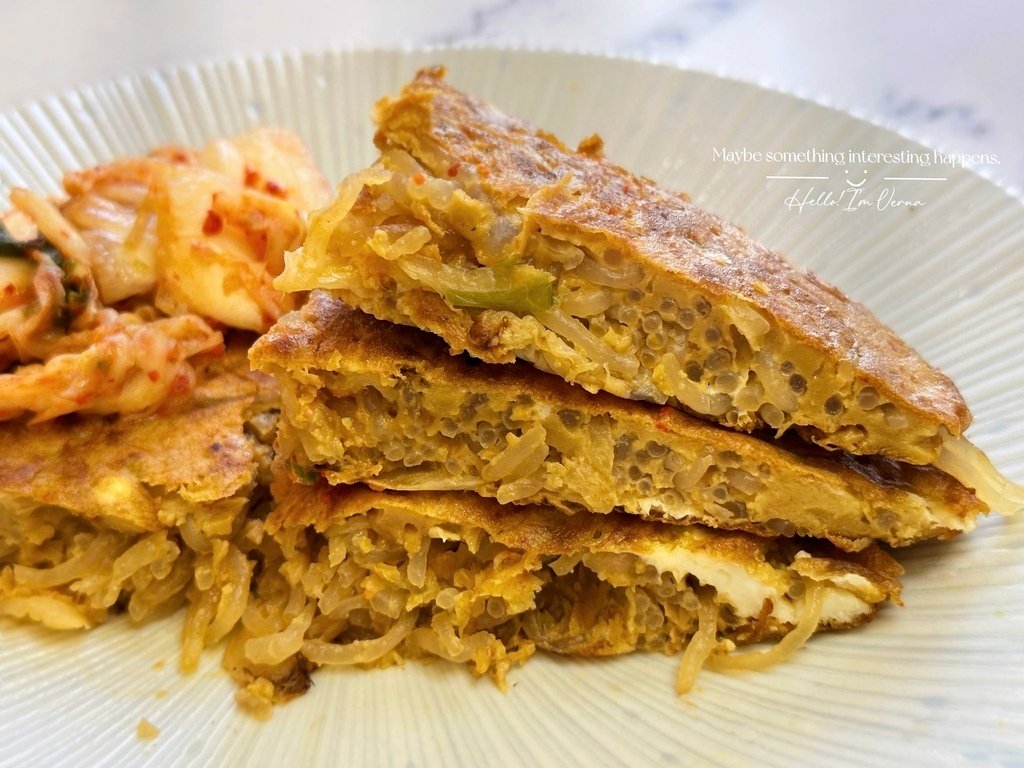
[255, 68, 1019, 695]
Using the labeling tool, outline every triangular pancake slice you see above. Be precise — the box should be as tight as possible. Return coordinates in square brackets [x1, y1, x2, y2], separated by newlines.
[244, 463, 902, 700]
[251, 293, 986, 552]
[277, 68, 1022, 512]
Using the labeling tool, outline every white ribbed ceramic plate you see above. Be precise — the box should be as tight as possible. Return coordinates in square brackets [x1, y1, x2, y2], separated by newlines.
[0, 49, 1021, 768]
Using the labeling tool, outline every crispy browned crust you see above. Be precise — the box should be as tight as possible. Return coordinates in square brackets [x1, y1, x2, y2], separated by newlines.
[250, 293, 985, 547]
[0, 341, 274, 532]
[790, 539, 905, 608]
[267, 464, 903, 612]
[371, 67, 970, 437]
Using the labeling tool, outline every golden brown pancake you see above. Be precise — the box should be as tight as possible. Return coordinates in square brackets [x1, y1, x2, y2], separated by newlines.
[277, 67, 968, 468]
[251, 293, 986, 551]
[239, 463, 901, 702]
[0, 341, 278, 629]
[0, 342, 275, 533]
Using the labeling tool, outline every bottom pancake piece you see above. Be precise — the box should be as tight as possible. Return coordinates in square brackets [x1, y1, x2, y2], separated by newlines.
[219, 465, 901, 717]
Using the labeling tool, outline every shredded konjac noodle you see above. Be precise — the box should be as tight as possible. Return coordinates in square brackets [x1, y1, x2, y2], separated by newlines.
[676, 588, 718, 694]
[0, 498, 247, 631]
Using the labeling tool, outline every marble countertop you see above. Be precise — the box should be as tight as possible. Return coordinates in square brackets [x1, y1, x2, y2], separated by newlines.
[1, 0, 1020, 191]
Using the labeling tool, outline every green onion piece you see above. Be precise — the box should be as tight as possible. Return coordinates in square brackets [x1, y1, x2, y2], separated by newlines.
[286, 457, 319, 485]
[399, 255, 555, 314]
